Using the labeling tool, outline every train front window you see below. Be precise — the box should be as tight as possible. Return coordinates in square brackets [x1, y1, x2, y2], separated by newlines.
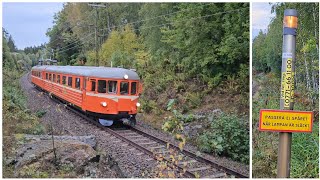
[108, 81, 117, 94]
[75, 78, 80, 89]
[120, 82, 129, 95]
[131, 82, 137, 95]
[62, 76, 66, 85]
[49, 74, 52, 81]
[68, 77, 72, 87]
[53, 74, 56, 82]
[57, 75, 60, 84]
[98, 80, 106, 93]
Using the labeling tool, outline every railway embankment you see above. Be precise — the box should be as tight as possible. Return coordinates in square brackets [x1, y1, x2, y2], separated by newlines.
[11, 73, 249, 177]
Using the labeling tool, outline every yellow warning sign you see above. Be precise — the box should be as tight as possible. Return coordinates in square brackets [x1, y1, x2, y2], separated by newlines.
[281, 58, 294, 108]
[259, 109, 313, 132]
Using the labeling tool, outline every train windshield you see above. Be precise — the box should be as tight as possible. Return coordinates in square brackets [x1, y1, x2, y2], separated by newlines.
[131, 82, 137, 95]
[120, 82, 129, 95]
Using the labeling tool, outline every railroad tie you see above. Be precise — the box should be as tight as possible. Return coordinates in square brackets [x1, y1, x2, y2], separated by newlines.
[187, 166, 211, 172]
[154, 150, 170, 154]
[117, 130, 132, 133]
[132, 138, 149, 142]
[139, 142, 157, 145]
[177, 159, 197, 165]
[125, 135, 144, 138]
[204, 172, 227, 178]
[149, 145, 165, 150]
[119, 132, 136, 136]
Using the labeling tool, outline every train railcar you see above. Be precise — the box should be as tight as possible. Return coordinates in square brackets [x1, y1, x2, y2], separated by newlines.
[31, 65, 142, 126]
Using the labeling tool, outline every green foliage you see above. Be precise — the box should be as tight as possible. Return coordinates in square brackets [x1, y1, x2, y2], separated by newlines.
[185, 92, 202, 109]
[3, 69, 45, 136]
[252, 72, 319, 178]
[99, 24, 141, 68]
[162, 110, 184, 134]
[197, 113, 249, 163]
[166, 99, 176, 111]
[160, 3, 249, 85]
[253, 3, 319, 102]
[253, 4, 319, 176]
[291, 122, 319, 178]
[36, 109, 47, 118]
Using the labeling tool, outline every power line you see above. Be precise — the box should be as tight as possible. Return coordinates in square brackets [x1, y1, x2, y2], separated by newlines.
[100, 6, 249, 33]
[54, 32, 95, 53]
[55, 35, 95, 54]
[48, 11, 94, 45]
[125, 3, 213, 26]
[54, 6, 249, 56]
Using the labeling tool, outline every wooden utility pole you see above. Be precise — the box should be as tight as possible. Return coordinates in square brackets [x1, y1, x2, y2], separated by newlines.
[88, 3, 108, 67]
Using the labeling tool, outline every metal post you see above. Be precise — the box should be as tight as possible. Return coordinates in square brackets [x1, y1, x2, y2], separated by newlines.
[277, 9, 298, 178]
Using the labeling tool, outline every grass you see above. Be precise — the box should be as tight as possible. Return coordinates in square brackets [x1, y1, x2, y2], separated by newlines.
[252, 72, 319, 178]
[2, 70, 46, 178]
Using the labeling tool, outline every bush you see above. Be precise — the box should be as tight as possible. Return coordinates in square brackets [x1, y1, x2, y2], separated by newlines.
[197, 113, 249, 163]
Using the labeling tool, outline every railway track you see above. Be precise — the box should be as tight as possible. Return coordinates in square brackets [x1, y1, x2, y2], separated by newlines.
[32, 81, 248, 178]
[59, 104, 247, 178]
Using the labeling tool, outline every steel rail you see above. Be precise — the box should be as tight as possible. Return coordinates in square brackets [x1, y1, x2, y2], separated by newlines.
[63, 106, 195, 178]
[31, 81, 248, 178]
[131, 127, 249, 178]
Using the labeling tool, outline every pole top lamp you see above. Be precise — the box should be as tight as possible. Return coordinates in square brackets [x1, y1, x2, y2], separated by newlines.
[283, 9, 298, 35]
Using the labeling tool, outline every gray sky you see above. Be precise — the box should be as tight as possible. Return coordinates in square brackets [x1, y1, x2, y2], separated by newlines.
[252, 2, 276, 39]
[3, 2, 275, 48]
[3, 2, 64, 49]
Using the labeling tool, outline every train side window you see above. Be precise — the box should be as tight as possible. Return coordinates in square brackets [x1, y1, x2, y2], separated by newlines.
[46, 73, 48, 80]
[49, 74, 52, 81]
[75, 78, 80, 89]
[62, 76, 66, 85]
[120, 82, 129, 95]
[98, 80, 106, 93]
[68, 77, 72, 87]
[108, 81, 117, 94]
[83, 79, 86, 90]
[91, 80, 96, 92]
[57, 75, 60, 84]
[131, 82, 137, 95]
[53, 74, 56, 82]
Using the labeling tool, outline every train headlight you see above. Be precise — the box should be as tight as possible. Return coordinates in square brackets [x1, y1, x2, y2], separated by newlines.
[136, 102, 141, 107]
[101, 102, 107, 107]
[124, 74, 128, 79]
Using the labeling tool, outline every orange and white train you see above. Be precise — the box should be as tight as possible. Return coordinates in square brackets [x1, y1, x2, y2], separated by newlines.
[31, 65, 142, 126]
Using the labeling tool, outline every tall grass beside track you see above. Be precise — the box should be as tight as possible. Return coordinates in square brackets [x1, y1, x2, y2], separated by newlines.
[252, 73, 319, 178]
[2, 70, 45, 177]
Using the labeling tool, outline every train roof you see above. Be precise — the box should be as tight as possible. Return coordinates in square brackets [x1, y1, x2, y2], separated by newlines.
[31, 65, 140, 80]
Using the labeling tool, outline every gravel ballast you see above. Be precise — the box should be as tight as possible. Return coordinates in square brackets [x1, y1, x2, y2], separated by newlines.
[21, 73, 249, 177]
